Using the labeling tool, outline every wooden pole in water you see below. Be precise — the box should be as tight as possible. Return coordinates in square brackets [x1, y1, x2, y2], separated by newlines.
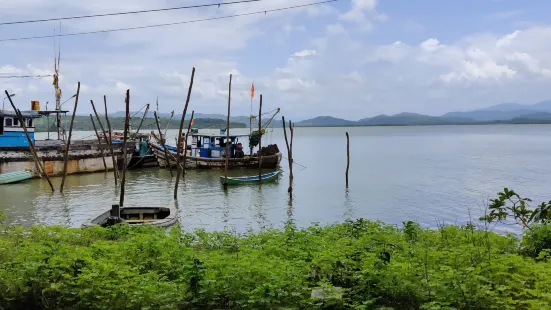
[174, 67, 196, 199]
[154, 111, 173, 176]
[182, 111, 194, 178]
[258, 94, 262, 183]
[90, 114, 107, 171]
[346, 132, 350, 189]
[223, 74, 232, 190]
[60, 82, 80, 193]
[282, 116, 292, 196]
[5, 91, 54, 192]
[102, 96, 119, 185]
[120, 89, 130, 207]
[289, 120, 294, 182]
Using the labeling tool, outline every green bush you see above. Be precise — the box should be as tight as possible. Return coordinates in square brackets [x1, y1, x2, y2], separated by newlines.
[1, 218, 551, 309]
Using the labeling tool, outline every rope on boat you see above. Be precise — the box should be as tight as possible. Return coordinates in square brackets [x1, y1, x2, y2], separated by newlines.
[282, 155, 307, 169]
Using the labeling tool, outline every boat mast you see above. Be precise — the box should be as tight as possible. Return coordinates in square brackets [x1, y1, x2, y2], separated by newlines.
[53, 28, 62, 141]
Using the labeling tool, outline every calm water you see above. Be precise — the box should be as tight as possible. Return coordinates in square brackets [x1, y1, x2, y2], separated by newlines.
[1, 125, 550, 233]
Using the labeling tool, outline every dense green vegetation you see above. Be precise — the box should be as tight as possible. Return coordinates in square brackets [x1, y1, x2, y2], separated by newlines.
[1, 189, 551, 309]
[33, 116, 246, 132]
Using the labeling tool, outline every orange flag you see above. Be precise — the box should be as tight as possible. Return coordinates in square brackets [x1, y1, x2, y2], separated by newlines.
[250, 82, 255, 99]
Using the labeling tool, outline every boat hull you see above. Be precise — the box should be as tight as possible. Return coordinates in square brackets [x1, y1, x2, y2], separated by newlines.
[0, 140, 134, 177]
[0, 170, 33, 184]
[82, 206, 179, 228]
[220, 171, 281, 185]
[150, 142, 282, 170]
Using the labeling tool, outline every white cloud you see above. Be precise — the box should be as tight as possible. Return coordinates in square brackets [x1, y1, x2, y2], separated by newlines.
[0, 65, 24, 75]
[326, 23, 346, 35]
[496, 30, 521, 47]
[440, 61, 516, 83]
[420, 38, 445, 52]
[338, 0, 386, 32]
[294, 49, 317, 57]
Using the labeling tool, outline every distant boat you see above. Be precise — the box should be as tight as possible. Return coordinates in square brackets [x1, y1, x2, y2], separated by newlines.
[0, 170, 32, 185]
[220, 171, 281, 185]
[82, 205, 178, 228]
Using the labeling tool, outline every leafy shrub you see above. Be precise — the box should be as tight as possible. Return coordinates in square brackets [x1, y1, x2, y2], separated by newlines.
[1, 217, 551, 309]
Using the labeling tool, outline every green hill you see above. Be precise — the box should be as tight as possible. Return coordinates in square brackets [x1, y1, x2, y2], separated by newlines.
[33, 116, 246, 132]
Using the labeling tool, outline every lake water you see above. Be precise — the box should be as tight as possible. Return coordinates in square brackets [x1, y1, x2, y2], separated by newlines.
[1, 125, 550, 233]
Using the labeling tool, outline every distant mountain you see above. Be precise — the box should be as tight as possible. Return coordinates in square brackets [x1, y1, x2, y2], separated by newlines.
[295, 116, 356, 127]
[105, 111, 252, 127]
[444, 100, 551, 121]
[92, 99, 551, 129]
[358, 112, 476, 125]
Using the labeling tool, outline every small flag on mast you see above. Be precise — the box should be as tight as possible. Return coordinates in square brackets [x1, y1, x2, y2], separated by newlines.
[250, 82, 255, 99]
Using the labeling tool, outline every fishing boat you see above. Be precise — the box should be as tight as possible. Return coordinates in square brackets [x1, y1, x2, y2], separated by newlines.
[220, 171, 281, 185]
[82, 204, 178, 228]
[150, 133, 282, 169]
[110, 132, 157, 169]
[150, 108, 282, 170]
[0, 107, 133, 177]
[0, 169, 33, 184]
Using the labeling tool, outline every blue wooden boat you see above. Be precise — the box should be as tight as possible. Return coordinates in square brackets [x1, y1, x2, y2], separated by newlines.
[0, 170, 33, 185]
[220, 171, 281, 185]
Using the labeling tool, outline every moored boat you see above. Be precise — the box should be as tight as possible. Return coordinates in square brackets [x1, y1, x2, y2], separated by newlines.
[220, 171, 281, 185]
[82, 204, 178, 228]
[0, 108, 133, 177]
[149, 133, 282, 170]
[0, 170, 33, 184]
[110, 132, 157, 169]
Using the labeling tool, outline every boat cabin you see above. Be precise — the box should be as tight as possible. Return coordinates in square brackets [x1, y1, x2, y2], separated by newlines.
[0, 110, 40, 147]
[190, 133, 248, 159]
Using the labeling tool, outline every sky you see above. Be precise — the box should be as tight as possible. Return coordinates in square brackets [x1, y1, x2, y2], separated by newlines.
[1, 0, 551, 121]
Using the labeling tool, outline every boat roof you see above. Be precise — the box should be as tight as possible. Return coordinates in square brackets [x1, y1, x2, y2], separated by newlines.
[0, 110, 42, 119]
[192, 133, 249, 138]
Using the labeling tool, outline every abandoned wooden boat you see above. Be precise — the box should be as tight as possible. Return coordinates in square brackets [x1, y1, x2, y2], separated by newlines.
[0, 169, 33, 184]
[220, 171, 281, 185]
[150, 133, 282, 170]
[82, 204, 178, 228]
[0, 107, 134, 177]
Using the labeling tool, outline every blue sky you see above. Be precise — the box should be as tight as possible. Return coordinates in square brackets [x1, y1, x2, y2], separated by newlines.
[1, 0, 551, 120]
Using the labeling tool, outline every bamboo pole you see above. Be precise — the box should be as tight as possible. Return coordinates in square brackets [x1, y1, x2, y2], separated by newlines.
[289, 120, 294, 182]
[5, 91, 54, 192]
[120, 89, 130, 207]
[135, 104, 150, 135]
[258, 94, 262, 183]
[223, 74, 232, 190]
[174, 67, 196, 199]
[60, 82, 80, 193]
[90, 114, 107, 171]
[182, 111, 194, 178]
[282, 116, 292, 196]
[103, 96, 119, 185]
[346, 132, 350, 189]
[154, 111, 173, 176]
